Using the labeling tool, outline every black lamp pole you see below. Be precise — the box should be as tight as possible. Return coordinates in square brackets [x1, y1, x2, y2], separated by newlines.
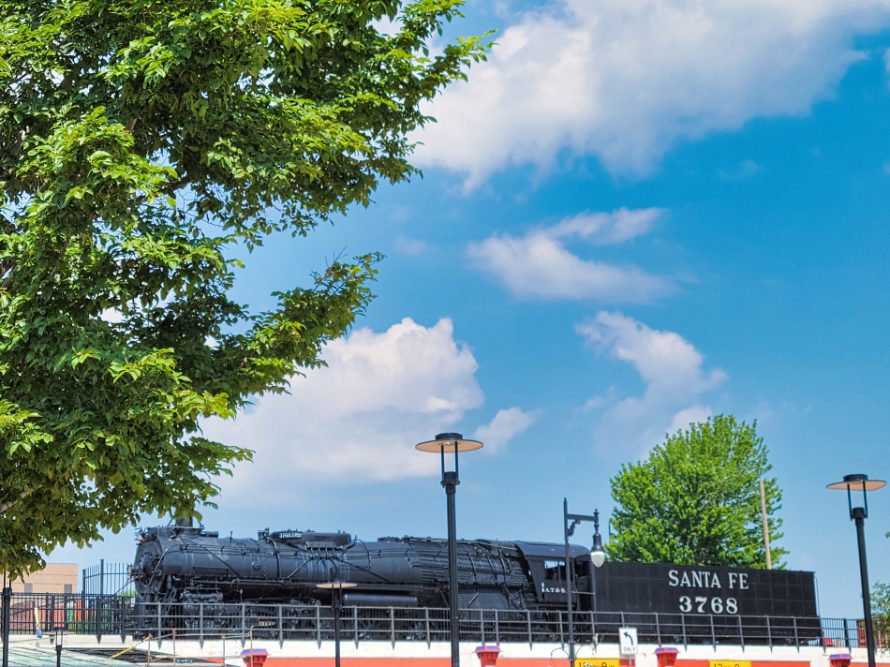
[416, 433, 483, 667]
[316, 569, 356, 667]
[333, 590, 342, 667]
[55, 629, 63, 667]
[563, 499, 606, 667]
[1, 586, 10, 667]
[827, 473, 886, 667]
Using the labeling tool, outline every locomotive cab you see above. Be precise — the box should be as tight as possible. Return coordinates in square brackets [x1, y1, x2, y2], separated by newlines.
[514, 541, 592, 611]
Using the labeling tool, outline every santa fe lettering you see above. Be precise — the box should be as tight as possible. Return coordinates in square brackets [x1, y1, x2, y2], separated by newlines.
[668, 568, 747, 615]
[668, 569, 749, 590]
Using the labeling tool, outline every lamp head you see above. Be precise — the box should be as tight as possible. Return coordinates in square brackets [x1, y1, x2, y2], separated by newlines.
[827, 473, 886, 519]
[415, 433, 484, 454]
[590, 531, 606, 568]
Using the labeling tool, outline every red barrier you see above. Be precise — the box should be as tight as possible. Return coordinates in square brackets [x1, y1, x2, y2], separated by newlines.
[655, 646, 679, 667]
[241, 648, 269, 667]
[829, 653, 852, 667]
[475, 645, 501, 667]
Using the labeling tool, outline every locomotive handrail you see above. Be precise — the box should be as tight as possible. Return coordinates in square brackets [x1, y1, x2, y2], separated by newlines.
[3, 592, 888, 652]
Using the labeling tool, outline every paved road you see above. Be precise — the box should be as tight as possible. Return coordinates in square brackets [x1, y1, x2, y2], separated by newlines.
[3, 645, 124, 666]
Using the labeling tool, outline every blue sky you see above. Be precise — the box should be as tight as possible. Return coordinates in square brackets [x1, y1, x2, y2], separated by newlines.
[51, 0, 890, 620]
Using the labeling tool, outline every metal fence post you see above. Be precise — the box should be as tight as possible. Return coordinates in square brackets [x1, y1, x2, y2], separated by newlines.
[389, 607, 395, 648]
[766, 616, 773, 651]
[738, 614, 744, 651]
[352, 606, 358, 648]
[793, 617, 799, 652]
[199, 604, 204, 647]
[426, 608, 431, 648]
[95, 596, 102, 642]
[681, 614, 688, 649]
[527, 610, 532, 649]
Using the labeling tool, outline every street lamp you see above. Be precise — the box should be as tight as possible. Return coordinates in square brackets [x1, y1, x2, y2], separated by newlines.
[316, 568, 357, 667]
[827, 473, 886, 667]
[564, 498, 606, 667]
[55, 628, 63, 667]
[416, 432, 484, 667]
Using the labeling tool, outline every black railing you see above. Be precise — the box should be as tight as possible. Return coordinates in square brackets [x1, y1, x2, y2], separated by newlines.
[3, 593, 886, 651]
[81, 560, 135, 597]
[3, 593, 133, 640]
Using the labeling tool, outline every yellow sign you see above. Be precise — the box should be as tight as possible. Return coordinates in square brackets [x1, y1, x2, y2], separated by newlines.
[710, 661, 752, 667]
[576, 659, 621, 667]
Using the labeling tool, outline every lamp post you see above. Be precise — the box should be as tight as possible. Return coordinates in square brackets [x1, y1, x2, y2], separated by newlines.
[827, 473, 886, 667]
[416, 433, 484, 667]
[1, 585, 10, 667]
[55, 628, 63, 667]
[316, 569, 357, 667]
[563, 498, 606, 667]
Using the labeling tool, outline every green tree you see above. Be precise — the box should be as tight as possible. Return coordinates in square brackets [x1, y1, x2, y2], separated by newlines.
[873, 581, 890, 643]
[0, 0, 487, 574]
[608, 415, 786, 567]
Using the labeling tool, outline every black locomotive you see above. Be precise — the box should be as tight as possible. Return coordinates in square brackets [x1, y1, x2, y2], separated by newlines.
[132, 523, 821, 643]
[132, 524, 588, 611]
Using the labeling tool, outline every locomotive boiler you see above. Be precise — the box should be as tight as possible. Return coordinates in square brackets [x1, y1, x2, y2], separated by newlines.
[132, 524, 590, 613]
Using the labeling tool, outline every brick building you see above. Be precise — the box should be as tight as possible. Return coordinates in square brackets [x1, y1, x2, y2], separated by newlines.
[5, 563, 78, 594]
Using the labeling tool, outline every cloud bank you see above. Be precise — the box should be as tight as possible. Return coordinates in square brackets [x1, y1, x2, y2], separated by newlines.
[416, 0, 890, 185]
[203, 318, 530, 506]
[578, 312, 726, 454]
[466, 208, 670, 301]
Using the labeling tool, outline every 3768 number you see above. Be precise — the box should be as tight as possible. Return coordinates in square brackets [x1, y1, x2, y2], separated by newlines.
[678, 595, 738, 614]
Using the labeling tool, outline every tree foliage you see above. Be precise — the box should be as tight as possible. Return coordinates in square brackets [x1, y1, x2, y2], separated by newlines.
[0, 0, 487, 574]
[873, 581, 890, 642]
[608, 415, 786, 567]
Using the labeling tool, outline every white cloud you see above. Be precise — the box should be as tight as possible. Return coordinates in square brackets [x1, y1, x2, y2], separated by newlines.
[473, 407, 536, 454]
[667, 404, 714, 435]
[203, 318, 486, 506]
[577, 312, 726, 454]
[100, 308, 124, 323]
[394, 235, 429, 256]
[466, 208, 670, 302]
[550, 208, 663, 245]
[415, 0, 890, 185]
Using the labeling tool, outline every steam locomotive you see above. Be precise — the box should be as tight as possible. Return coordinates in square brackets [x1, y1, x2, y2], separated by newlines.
[131, 524, 821, 642]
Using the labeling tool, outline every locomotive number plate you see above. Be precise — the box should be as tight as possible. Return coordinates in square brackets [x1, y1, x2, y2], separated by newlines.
[576, 659, 620, 667]
[711, 660, 751, 667]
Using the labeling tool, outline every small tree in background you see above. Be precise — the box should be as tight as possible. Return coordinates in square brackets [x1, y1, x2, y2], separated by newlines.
[608, 415, 786, 567]
[872, 581, 890, 644]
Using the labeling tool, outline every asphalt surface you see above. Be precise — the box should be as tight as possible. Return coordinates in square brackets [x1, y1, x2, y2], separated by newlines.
[2, 645, 224, 666]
